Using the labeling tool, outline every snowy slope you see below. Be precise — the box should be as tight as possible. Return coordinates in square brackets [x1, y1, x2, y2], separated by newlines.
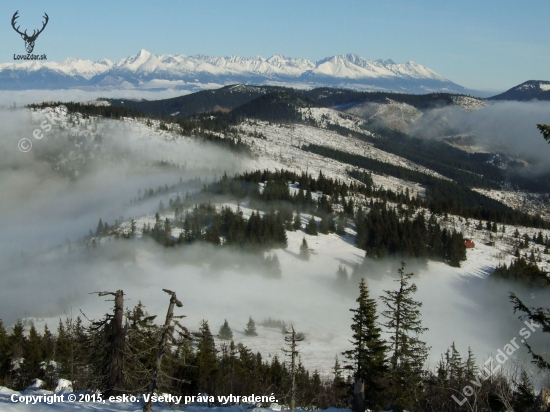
[3, 110, 550, 412]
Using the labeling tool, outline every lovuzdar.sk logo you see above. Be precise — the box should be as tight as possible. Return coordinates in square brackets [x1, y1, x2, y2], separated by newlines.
[11, 10, 49, 61]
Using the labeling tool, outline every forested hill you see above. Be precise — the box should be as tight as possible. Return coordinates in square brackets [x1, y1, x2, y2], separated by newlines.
[106, 85, 478, 118]
[488, 80, 550, 101]
[300, 88, 458, 109]
[231, 92, 323, 123]
[105, 85, 289, 117]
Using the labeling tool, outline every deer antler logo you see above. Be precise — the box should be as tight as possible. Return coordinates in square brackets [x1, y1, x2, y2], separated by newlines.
[11, 11, 49, 54]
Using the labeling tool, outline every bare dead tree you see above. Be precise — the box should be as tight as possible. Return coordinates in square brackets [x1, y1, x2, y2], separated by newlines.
[143, 289, 184, 412]
[88, 290, 127, 397]
[283, 326, 305, 412]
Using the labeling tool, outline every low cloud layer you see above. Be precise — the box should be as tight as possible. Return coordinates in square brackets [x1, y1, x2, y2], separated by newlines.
[412, 101, 550, 172]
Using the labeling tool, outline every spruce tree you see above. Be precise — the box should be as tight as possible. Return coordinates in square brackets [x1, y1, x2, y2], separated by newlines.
[10, 320, 27, 389]
[123, 302, 159, 393]
[96, 218, 103, 236]
[196, 320, 219, 394]
[335, 213, 346, 235]
[218, 319, 233, 340]
[509, 293, 549, 372]
[24, 324, 43, 383]
[319, 214, 331, 234]
[299, 237, 310, 261]
[513, 369, 535, 410]
[342, 278, 387, 411]
[380, 261, 429, 411]
[266, 253, 282, 278]
[164, 218, 173, 246]
[244, 317, 258, 337]
[0, 320, 10, 384]
[305, 217, 318, 236]
[130, 219, 136, 237]
[293, 213, 302, 231]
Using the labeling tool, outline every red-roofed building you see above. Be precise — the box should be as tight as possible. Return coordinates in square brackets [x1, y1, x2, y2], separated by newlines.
[464, 240, 475, 248]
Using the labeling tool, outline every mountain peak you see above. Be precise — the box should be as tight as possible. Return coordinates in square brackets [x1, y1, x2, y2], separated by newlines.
[489, 80, 550, 101]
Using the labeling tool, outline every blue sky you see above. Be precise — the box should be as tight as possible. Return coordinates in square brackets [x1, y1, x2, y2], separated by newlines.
[1, 0, 549, 91]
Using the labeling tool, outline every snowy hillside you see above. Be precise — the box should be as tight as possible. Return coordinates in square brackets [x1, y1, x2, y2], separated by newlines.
[488, 80, 550, 101]
[0, 50, 469, 94]
[1, 105, 549, 412]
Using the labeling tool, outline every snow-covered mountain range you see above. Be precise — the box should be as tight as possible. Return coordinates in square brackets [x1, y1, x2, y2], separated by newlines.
[0, 50, 469, 94]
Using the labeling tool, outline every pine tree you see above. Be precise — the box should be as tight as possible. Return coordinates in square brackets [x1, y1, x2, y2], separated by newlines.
[331, 356, 347, 407]
[293, 213, 302, 231]
[305, 217, 318, 236]
[0, 320, 10, 384]
[266, 253, 282, 278]
[24, 324, 43, 382]
[130, 219, 136, 237]
[299, 237, 310, 261]
[218, 319, 233, 340]
[96, 218, 103, 236]
[380, 261, 429, 411]
[244, 317, 258, 337]
[10, 320, 27, 389]
[164, 218, 173, 246]
[196, 320, 219, 394]
[509, 293, 550, 373]
[335, 213, 346, 235]
[123, 302, 159, 393]
[342, 278, 387, 411]
[41, 324, 56, 388]
[513, 369, 535, 410]
[319, 214, 331, 234]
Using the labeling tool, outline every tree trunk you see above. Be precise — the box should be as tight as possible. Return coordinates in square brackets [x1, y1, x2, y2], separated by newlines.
[105, 290, 125, 397]
[143, 290, 182, 412]
[352, 377, 365, 412]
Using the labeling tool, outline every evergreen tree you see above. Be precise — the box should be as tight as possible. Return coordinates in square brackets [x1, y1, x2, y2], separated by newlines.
[218, 320, 233, 340]
[512, 369, 535, 410]
[123, 302, 159, 393]
[342, 278, 388, 411]
[24, 324, 43, 382]
[244, 317, 258, 337]
[96, 218, 103, 236]
[265, 253, 282, 278]
[335, 213, 346, 235]
[305, 217, 318, 236]
[299, 237, 310, 261]
[196, 320, 219, 394]
[40, 324, 56, 388]
[130, 219, 136, 237]
[0, 320, 10, 384]
[164, 218, 173, 246]
[10, 320, 27, 389]
[509, 294, 550, 373]
[293, 213, 302, 231]
[380, 261, 429, 411]
[319, 213, 332, 234]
